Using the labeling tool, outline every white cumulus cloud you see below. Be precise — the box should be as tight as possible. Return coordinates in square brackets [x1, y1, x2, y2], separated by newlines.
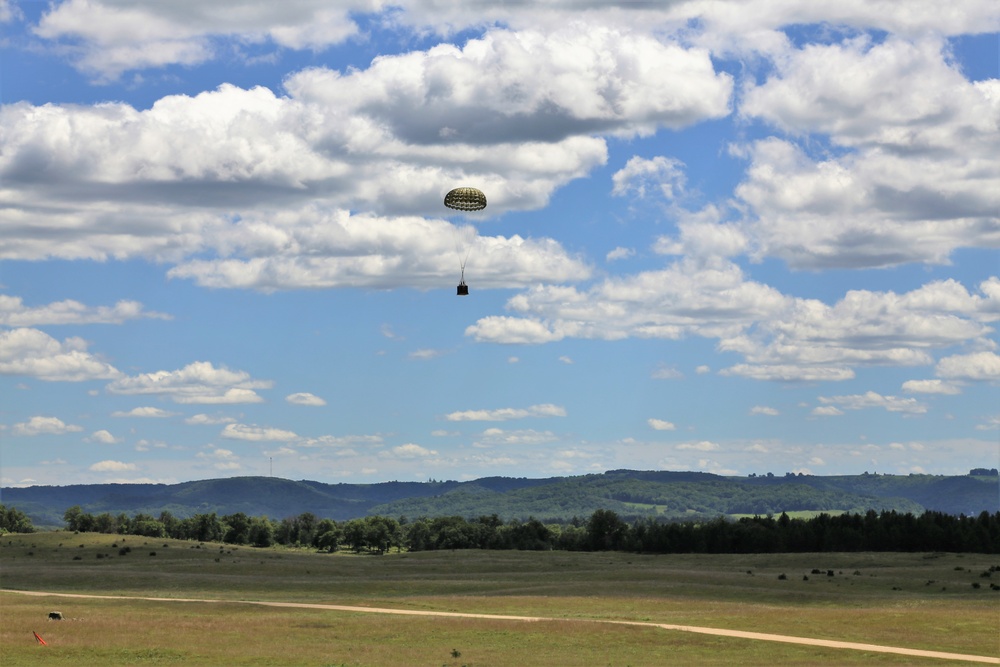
[677, 440, 720, 451]
[445, 403, 567, 421]
[817, 391, 927, 414]
[606, 247, 634, 262]
[0, 296, 170, 326]
[286, 392, 327, 406]
[196, 447, 241, 470]
[902, 379, 962, 395]
[107, 361, 270, 404]
[112, 407, 177, 418]
[737, 37, 1000, 269]
[936, 351, 1000, 381]
[12, 416, 84, 436]
[89, 460, 137, 472]
[648, 418, 676, 431]
[87, 429, 121, 444]
[33, 0, 368, 81]
[221, 423, 299, 442]
[612, 155, 686, 200]
[387, 443, 437, 458]
[0, 328, 121, 382]
[185, 413, 238, 425]
[475, 428, 558, 446]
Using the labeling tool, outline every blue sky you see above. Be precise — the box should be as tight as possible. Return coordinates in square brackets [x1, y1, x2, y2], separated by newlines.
[1, 1, 998, 488]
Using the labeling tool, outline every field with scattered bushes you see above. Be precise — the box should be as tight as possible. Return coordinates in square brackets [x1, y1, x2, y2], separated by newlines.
[2, 531, 997, 665]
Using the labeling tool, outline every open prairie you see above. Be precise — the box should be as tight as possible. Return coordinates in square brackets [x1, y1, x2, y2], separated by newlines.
[2, 532, 998, 665]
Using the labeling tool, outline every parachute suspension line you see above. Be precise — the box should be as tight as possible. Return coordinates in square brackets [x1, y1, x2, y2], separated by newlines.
[457, 242, 471, 295]
[459, 249, 469, 284]
[452, 220, 473, 262]
[445, 186, 484, 297]
[461, 242, 472, 275]
[456, 258, 470, 295]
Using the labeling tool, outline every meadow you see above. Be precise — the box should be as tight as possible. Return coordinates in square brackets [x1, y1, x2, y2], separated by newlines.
[2, 531, 998, 665]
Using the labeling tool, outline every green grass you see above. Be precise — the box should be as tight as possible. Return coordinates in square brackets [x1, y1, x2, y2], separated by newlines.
[7, 594, 933, 666]
[2, 532, 998, 665]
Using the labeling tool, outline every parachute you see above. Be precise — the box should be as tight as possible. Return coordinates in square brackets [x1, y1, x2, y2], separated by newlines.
[444, 187, 487, 212]
[444, 187, 487, 295]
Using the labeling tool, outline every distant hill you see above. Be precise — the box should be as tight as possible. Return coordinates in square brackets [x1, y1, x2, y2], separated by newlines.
[3, 470, 996, 529]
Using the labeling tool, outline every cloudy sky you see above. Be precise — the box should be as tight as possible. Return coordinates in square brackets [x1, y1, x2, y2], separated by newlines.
[1, 0, 998, 488]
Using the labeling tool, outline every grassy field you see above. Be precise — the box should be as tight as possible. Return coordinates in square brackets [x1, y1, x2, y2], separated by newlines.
[2, 531, 998, 665]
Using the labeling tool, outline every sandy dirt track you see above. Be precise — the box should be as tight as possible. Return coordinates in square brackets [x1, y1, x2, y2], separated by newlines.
[6, 589, 999, 664]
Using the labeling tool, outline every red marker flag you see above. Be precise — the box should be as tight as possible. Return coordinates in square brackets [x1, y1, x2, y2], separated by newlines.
[33, 631, 47, 645]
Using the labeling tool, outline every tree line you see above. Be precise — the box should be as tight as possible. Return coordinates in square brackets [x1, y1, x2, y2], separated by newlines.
[54, 505, 1000, 554]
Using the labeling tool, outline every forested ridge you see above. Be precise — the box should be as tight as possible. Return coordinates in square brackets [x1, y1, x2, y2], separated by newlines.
[3, 469, 996, 529]
[367, 476, 926, 519]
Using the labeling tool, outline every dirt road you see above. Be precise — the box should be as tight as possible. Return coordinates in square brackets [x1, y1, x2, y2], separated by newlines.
[6, 589, 998, 664]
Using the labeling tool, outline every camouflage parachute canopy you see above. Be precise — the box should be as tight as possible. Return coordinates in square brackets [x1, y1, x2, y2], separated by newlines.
[444, 187, 487, 211]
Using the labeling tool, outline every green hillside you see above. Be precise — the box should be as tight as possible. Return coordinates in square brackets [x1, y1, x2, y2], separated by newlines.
[2, 469, 996, 528]
[367, 473, 927, 520]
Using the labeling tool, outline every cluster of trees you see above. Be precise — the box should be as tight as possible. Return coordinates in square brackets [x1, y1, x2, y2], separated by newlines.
[62, 506, 275, 546]
[0, 505, 35, 534]
[59, 505, 1000, 554]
